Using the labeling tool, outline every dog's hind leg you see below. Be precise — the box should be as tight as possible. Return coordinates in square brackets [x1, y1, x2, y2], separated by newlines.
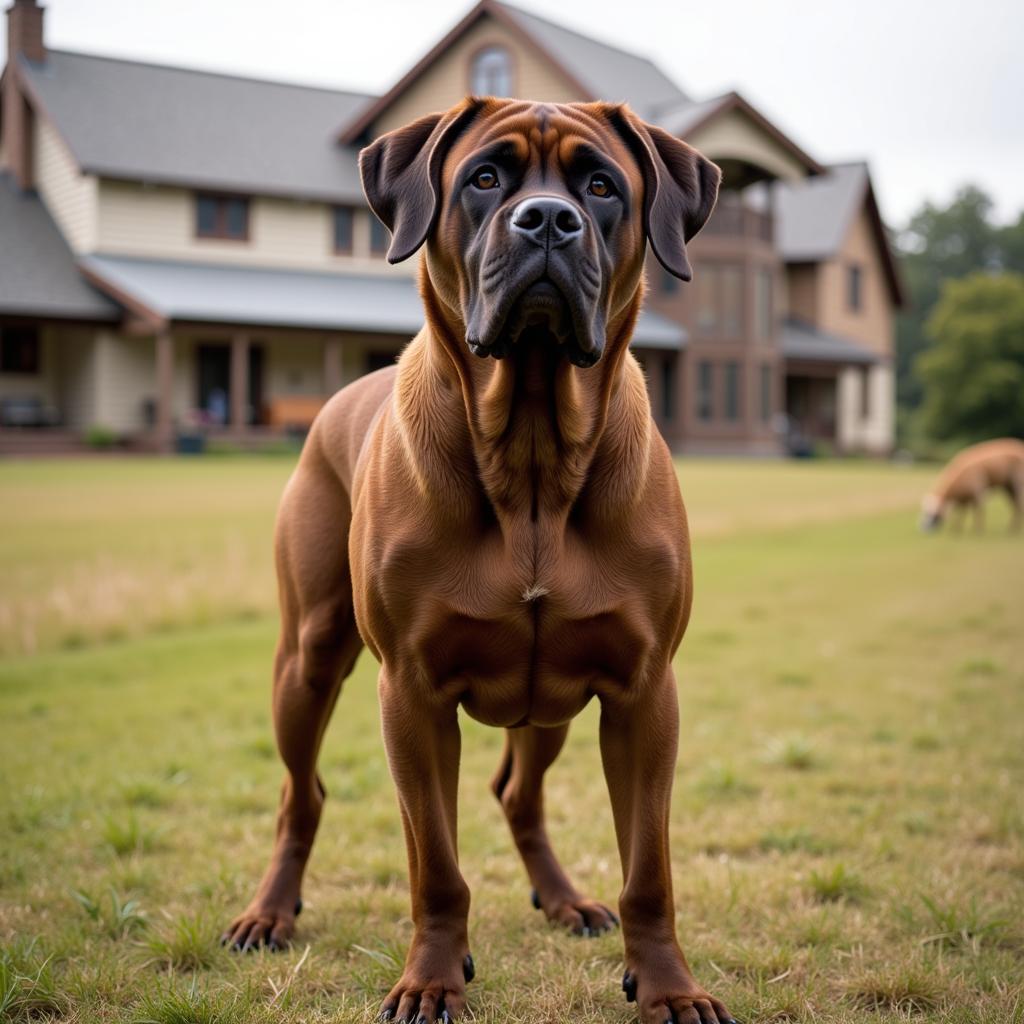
[222, 459, 363, 951]
[492, 725, 618, 935]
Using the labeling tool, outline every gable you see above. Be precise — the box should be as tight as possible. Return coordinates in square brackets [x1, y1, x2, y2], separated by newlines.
[686, 104, 812, 183]
[368, 11, 583, 138]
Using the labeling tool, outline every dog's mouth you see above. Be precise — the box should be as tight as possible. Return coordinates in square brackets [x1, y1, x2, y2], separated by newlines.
[467, 276, 601, 368]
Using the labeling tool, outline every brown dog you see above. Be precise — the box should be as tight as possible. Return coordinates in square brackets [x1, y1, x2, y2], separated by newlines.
[222, 97, 735, 1024]
[920, 438, 1024, 533]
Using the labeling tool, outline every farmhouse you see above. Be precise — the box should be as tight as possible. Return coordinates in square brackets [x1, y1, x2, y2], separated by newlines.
[0, 0, 902, 454]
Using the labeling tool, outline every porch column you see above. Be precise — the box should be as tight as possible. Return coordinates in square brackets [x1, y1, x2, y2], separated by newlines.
[230, 332, 250, 429]
[324, 336, 343, 395]
[155, 329, 174, 453]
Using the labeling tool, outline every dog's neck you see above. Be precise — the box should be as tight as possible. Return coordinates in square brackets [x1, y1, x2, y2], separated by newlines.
[393, 274, 653, 531]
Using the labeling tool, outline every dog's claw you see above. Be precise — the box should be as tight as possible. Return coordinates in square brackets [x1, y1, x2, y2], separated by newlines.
[441, 1013, 450, 1024]
[378, 1010, 394, 1022]
[531, 888, 541, 910]
[463, 953, 475, 983]
[294, 898, 303, 917]
[622, 970, 637, 1003]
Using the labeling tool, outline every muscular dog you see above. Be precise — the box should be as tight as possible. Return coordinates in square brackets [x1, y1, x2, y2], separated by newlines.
[222, 97, 736, 1024]
[920, 438, 1024, 533]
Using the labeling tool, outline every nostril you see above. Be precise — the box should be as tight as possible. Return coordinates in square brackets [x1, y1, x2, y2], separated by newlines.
[513, 205, 544, 231]
[555, 208, 582, 234]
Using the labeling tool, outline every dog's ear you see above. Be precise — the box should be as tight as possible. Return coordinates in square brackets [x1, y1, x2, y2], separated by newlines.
[608, 106, 721, 282]
[359, 99, 485, 264]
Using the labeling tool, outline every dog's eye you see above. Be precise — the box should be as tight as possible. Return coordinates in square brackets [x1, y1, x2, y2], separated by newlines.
[588, 176, 614, 198]
[471, 167, 500, 190]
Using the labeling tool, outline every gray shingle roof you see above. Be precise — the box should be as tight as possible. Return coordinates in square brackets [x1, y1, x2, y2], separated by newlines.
[774, 162, 868, 261]
[496, 1, 689, 118]
[0, 173, 119, 320]
[79, 254, 687, 348]
[782, 318, 877, 365]
[20, 51, 373, 202]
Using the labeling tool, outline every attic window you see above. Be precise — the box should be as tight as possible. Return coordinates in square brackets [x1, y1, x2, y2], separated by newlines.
[470, 45, 513, 96]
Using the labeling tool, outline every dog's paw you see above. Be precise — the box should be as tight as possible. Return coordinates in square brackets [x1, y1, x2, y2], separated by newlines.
[220, 898, 302, 952]
[531, 889, 618, 936]
[622, 966, 738, 1024]
[379, 952, 474, 1022]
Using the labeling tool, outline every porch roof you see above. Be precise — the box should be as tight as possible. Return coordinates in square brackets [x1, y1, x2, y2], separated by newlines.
[782, 318, 879, 367]
[0, 173, 119, 321]
[77, 255, 688, 349]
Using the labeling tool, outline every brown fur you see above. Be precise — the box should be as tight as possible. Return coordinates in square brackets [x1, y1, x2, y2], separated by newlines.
[921, 438, 1024, 533]
[222, 98, 736, 1024]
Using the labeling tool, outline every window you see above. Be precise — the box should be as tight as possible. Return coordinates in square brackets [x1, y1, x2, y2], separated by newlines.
[195, 194, 249, 240]
[470, 45, 513, 96]
[848, 264, 863, 312]
[755, 268, 774, 340]
[0, 326, 41, 374]
[724, 361, 740, 422]
[697, 361, 714, 422]
[661, 357, 675, 421]
[696, 266, 719, 335]
[760, 363, 773, 423]
[861, 366, 871, 419]
[333, 206, 354, 254]
[720, 264, 743, 338]
[370, 214, 389, 256]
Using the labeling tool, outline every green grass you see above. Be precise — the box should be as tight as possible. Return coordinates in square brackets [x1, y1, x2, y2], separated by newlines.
[1, 455, 1023, 1023]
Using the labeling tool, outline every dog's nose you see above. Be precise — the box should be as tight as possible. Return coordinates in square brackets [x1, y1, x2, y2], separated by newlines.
[510, 196, 583, 248]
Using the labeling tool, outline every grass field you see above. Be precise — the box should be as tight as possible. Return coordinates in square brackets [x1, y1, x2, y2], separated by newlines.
[1, 455, 1022, 1024]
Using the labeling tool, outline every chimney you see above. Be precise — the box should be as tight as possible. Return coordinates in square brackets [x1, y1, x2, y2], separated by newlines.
[7, 0, 45, 63]
[3, 0, 44, 189]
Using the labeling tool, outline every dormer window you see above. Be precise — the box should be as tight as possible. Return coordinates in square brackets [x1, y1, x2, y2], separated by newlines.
[470, 45, 513, 96]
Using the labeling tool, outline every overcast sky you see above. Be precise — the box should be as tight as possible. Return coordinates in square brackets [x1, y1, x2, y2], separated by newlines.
[5, 0, 1022, 227]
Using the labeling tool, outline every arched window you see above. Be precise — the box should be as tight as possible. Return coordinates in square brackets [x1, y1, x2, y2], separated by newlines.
[470, 45, 513, 96]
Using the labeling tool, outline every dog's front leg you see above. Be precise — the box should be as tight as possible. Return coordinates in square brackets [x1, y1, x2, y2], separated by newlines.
[378, 669, 473, 1023]
[600, 670, 737, 1024]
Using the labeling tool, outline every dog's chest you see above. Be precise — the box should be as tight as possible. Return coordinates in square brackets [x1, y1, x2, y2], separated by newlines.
[368, 518, 678, 728]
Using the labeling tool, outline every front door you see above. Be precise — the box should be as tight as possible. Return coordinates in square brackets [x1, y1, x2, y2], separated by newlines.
[196, 342, 265, 425]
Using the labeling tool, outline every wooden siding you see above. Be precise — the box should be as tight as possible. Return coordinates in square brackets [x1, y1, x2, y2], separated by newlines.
[33, 117, 98, 252]
[95, 181, 414, 276]
[816, 206, 895, 358]
[374, 14, 581, 136]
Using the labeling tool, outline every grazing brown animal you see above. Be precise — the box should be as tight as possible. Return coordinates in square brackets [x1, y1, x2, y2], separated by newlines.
[920, 438, 1024, 533]
[222, 97, 737, 1024]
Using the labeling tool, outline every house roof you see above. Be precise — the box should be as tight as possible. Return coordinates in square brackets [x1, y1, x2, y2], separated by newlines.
[781, 318, 878, 366]
[78, 254, 687, 348]
[774, 162, 904, 306]
[497, 2, 688, 117]
[337, 0, 690, 143]
[0, 172, 119, 321]
[18, 50, 373, 203]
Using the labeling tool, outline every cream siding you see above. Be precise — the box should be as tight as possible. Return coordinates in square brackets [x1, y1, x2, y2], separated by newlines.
[94, 181, 412, 275]
[91, 333, 156, 433]
[687, 108, 807, 183]
[374, 14, 582, 136]
[33, 117, 98, 252]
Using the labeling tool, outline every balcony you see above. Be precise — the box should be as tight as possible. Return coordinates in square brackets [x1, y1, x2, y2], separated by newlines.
[700, 200, 774, 243]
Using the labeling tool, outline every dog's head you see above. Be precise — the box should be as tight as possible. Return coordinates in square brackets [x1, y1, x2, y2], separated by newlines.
[919, 493, 945, 532]
[360, 98, 720, 368]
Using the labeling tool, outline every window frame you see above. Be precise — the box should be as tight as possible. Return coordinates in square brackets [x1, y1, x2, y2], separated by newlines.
[333, 205, 355, 255]
[468, 43, 515, 97]
[724, 360, 741, 422]
[195, 193, 250, 242]
[848, 264, 863, 312]
[0, 325, 42, 375]
[697, 360, 714, 422]
[369, 213, 390, 257]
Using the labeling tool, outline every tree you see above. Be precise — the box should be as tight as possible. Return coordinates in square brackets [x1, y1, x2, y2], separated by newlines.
[916, 273, 1024, 442]
[895, 186, 999, 411]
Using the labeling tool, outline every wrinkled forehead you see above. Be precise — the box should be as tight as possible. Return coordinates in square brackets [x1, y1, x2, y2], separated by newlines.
[442, 100, 641, 190]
